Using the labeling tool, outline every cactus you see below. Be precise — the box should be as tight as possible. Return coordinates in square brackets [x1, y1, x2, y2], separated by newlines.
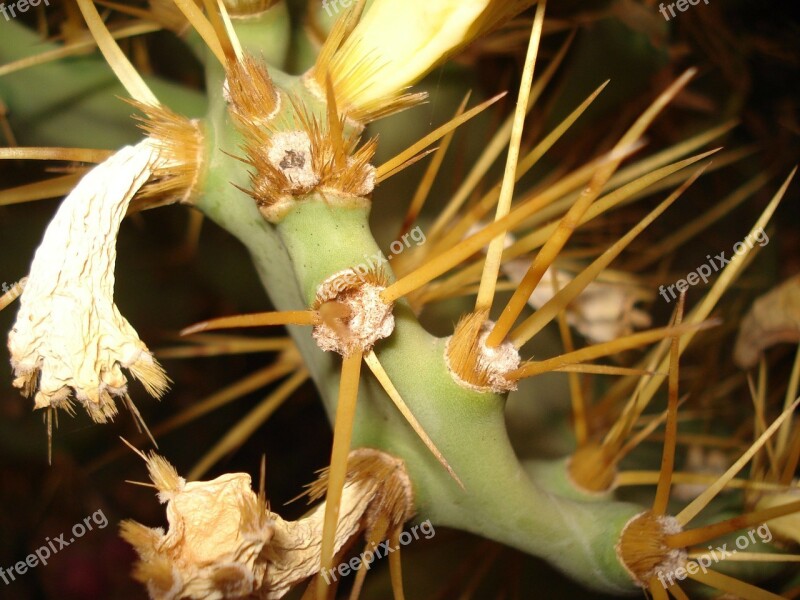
[1, 1, 799, 598]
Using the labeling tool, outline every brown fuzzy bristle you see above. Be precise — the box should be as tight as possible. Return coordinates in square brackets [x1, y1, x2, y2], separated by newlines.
[616, 511, 687, 586]
[129, 101, 204, 208]
[119, 520, 160, 558]
[305, 448, 415, 533]
[121, 520, 180, 595]
[143, 451, 185, 498]
[235, 92, 376, 220]
[568, 442, 618, 493]
[133, 555, 180, 597]
[446, 310, 492, 390]
[312, 266, 390, 305]
[225, 55, 280, 125]
[445, 311, 520, 393]
[209, 564, 255, 597]
[291, 93, 377, 197]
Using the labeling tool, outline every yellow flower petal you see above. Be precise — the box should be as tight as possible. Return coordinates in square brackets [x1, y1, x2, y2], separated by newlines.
[316, 0, 534, 121]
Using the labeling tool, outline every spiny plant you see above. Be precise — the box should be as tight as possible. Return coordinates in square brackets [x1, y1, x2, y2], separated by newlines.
[1, 1, 799, 598]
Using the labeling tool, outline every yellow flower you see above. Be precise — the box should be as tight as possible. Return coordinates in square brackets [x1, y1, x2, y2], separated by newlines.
[313, 0, 534, 121]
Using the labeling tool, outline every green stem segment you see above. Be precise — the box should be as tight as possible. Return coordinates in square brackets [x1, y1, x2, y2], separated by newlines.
[188, 15, 646, 593]
[200, 125, 641, 589]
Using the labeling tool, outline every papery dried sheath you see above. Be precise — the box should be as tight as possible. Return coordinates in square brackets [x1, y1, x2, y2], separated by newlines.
[123, 450, 413, 599]
[734, 275, 800, 368]
[8, 139, 169, 423]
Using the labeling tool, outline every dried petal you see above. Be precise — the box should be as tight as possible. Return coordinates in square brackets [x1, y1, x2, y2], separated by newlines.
[124, 449, 414, 599]
[7, 140, 169, 424]
[503, 261, 652, 344]
[734, 275, 800, 368]
[465, 225, 652, 343]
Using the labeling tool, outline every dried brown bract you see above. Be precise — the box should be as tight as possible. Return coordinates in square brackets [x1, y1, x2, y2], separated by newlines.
[734, 275, 800, 368]
[122, 448, 414, 599]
